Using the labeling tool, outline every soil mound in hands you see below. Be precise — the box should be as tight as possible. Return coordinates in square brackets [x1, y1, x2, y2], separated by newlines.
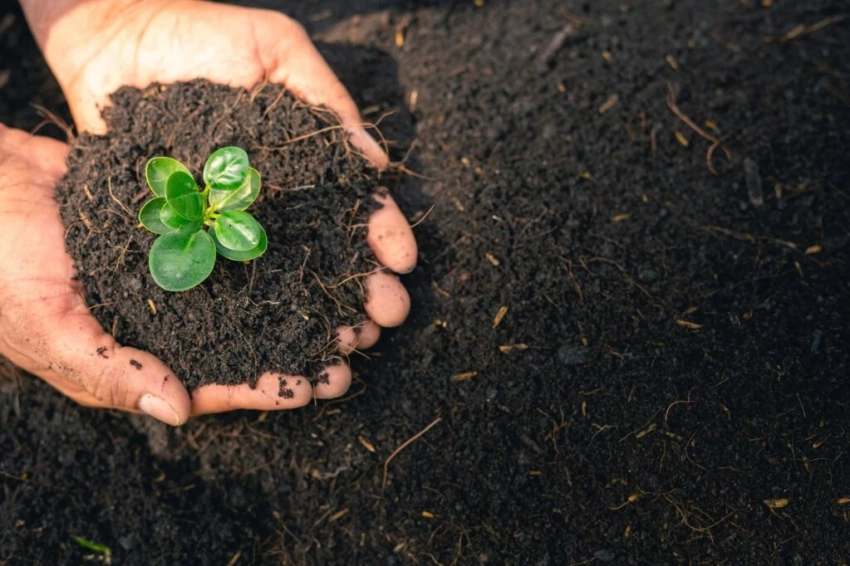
[57, 81, 380, 390]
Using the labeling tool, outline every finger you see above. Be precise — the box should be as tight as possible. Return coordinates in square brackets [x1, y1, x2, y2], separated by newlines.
[190, 372, 312, 415]
[46, 310, 191, 425]
[347, 128, 389, 171]
[367, 191, 418, 274]
[312, 363, 352, 399]
[337, 320, 381, 354]
[263, 17, 389, 169]
[364, 271, 410, 328]
[66, 92, 105, 135]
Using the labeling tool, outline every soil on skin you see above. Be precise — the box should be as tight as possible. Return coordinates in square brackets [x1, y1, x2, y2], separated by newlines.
[2, 0, 850, 564]
[58, 81, 379, 390]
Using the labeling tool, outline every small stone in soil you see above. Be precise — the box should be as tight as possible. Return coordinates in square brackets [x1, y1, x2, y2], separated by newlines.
[558, 346, 587, 366]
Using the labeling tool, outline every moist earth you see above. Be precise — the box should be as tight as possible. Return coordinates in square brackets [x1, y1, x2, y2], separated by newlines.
[58, 81, 380, 390]
[1, 0, 849, 564]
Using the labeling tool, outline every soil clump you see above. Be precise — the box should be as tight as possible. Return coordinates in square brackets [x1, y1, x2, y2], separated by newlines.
[58, 81, 379, 389]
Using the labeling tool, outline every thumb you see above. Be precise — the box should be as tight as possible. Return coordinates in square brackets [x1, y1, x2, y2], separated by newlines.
[48, 311, 192, 425]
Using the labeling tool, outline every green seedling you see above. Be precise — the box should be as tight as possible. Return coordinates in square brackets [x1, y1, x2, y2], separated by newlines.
[72, 536, 112, 563]
[139, 147, 267, 291]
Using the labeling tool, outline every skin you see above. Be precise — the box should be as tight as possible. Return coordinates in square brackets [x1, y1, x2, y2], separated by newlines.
[1, 0, 418, 424]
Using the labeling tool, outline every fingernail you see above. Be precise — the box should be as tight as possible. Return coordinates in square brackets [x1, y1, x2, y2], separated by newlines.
[139, 394, 181, 426]
[398, 262, 417, 275]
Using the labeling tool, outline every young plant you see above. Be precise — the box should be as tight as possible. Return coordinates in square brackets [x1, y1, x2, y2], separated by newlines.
[138, 147, 267, 291]
[72, 536, 112, 563]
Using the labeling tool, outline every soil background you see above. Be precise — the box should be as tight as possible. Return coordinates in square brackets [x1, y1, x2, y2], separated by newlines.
[2, 0, 849, 564]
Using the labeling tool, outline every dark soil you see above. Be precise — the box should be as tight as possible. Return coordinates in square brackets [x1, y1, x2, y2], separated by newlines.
[2, 0, 850, 564]
[58, 81, 379, 389]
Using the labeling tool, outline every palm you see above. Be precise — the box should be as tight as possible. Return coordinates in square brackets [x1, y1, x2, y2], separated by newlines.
[0, 128, 186, 411]
[0, 131, 78, 359]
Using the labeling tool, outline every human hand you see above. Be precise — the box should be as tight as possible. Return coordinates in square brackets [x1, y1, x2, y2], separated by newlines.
[0, 125, 197, 422]
[16, 0, 418, 418]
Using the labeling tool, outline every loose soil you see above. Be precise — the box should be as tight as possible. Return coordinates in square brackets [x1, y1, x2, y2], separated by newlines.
[58, 81, 379, 390]
[2, 0, 849, 564]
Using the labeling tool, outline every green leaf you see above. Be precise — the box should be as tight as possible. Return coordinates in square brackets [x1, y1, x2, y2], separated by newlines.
[203, 146, 249, 191]
[213, 210, 265, 252]
[165, 171, 203, 220]
[149, 231, 216, 291]
[211, 228, 268, 262]
[208, 167, 261, 211]
[160, 202, 203, 234]
[72, 536, 111, 556]
[138, 197, 171, 234]
[145, 157, 191, 197]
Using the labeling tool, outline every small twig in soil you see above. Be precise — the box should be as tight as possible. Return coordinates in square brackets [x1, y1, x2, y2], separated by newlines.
[345, 198, 362, 246]
[209, 90, 245, 139]
[394, 163, 434, 181]
[326, 267, 382, 290]
[395, 138, 419, 168]
[664, 390, 694, 423]
[106, 176, 132, 217]
[585, 423, 615, 451]
[309, 270, 358, 316]
[311, 382, 368, 420]
[619, 409, 661, 442]
[409, 205, 436, 229]
[310, 312, 337, 359]
[583, 255, 659, 305]
[304, 104, 395, 158]
[365, 106, 398, 129]
[275, 124, 348, 147]
[382, 416, 443, 491]
[608, 493, 641, 511]
[78, 212, 93, 231]
[260, 85, 288, 120]
[30, 103, 75, 141]
[0, 469, 29, 483]
[298, 245, 311, 284]
[130, 187, 150, 204]
[699, 225, 797, 250]
[247, 260, 258, 295]
[666, 83, 732, 175]
[537, 22, 580, 73]
[662, 492, 733, 541]
[771, 14, 846, 43]
[316, 318, 367, 359]
[706, 133, 734, 176]
[559, 257, 584, 301]
[109, 236, 134, 271]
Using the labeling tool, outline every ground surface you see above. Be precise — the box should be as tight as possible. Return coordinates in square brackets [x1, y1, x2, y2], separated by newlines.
[1, 0, 849, 564]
